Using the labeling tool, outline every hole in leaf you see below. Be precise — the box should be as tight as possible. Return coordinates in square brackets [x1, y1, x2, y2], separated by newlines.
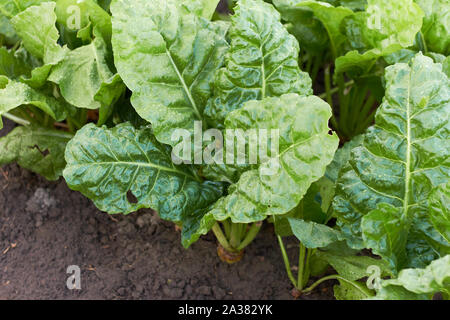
[30, 145, 50, 157]
[126, 190, 138, 204]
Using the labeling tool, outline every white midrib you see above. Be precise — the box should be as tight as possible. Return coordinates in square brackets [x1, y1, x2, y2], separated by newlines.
[403, 72, 412, 218]
[165, 49, 202, 121]
[261, 51, 266, 98]
[72, 161, 197, 181]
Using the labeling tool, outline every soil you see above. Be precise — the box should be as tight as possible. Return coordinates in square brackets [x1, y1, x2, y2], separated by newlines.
[0, 119, 335, 300]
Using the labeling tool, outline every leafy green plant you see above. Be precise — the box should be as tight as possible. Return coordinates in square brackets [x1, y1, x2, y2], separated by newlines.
[76, 0, 338, 262]
[1, 0, 449, 300]
[0, 0, 125, 180]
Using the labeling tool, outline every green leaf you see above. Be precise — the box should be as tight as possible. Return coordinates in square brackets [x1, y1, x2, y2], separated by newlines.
[48, 28, 125, 110]
[111, 0, 229, 147]
[361, 203, 409, 270]
[337, 0, 367, 11]
[0, 125, 72, 180]
[55, 0, 112, 45]
[429, 183, 450, 242]
[370, 285, 429, 299]
[325, 134, 364, 183]
[296, 1, 354, 58]
[63, 123, 224, 222]
[416, 0, 450, 55]
[335, 0, 424, 77]
[351, 0, 423, 50]
[0, 0, 50, 18]
[382, 255, 450, 295]
[0, 78, 69, 129]
[207, 94, 339, 223]
[275, 134, 363, 237]
[0, 14, 17, 43]
[273, 178, 332, 237]
[10, 2, 68, 88]
[288, 218, 344, 248]
[443, 56, 450, 78]
[11, 2, 66, 65]
[272, 0, 329, 53]
[96, 0, 111, 11]
[333, 280, 370, 300]
[405, 217, 450, 269]
[181, 0, 220, 20]
[204, 0, 312, 128]
[0, 47, 31, 79]
[180, 209, 217, 248]
[333, 53, 450, 270]
[316, 248, 392, 281]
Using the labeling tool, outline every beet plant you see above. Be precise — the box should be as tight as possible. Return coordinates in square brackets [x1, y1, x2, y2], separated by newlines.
[0, 0, 449, 299]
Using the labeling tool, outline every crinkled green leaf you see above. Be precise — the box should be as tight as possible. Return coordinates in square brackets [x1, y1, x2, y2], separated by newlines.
[274, 135, 364, 236]
[416, 0, 450, 55]
[11, 2, 66, 64]
[326, 134, 364, 183]
[96, 73, 125, 125]
[405, 216, 450, 269]
[382, 255, 450, 295]
[0, 0, 50, 18]
[204, 0, 312, 128]
[274, 177, 334, 237]
[0, 125, 72, 180]
[275, 135, 365, 235]
[207, 94, 339, 223]
[288, 218, 344, 248]
[361, 203, 410, 270]
[383, 48, 417, 65]
[296, 1, 354, 58]
[48, 28, 124, 110]
[111, 0, 229, 147]
[0, 78, 69, 129]
[429, 183, 450, 242]
[333, 280, 371, 300]
[10, 2, 68, 88]
[335, 0, 424, 77]
[370, 285, 429, 299]
[333, 53, 450, 270]
[316, 248, 392, 281]
[181, 0, 220, 20]
[350, 0, 423, 51]
[55, 0, 112, 46]
[181, 209, 217, 248]
[63, 123, 224, 224]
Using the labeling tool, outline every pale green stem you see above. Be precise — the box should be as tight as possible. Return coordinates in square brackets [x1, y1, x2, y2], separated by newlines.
[302, 274, 373, 298]
[2, 112, 30, 126]
[212, 222, 234, 253]
[297, 243, 306, 291]
[277, 236, 298, 289]
[237, 222, 262, 251]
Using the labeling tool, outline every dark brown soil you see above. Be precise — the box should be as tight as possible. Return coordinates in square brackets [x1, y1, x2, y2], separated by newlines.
[0, 119, 334, 300]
